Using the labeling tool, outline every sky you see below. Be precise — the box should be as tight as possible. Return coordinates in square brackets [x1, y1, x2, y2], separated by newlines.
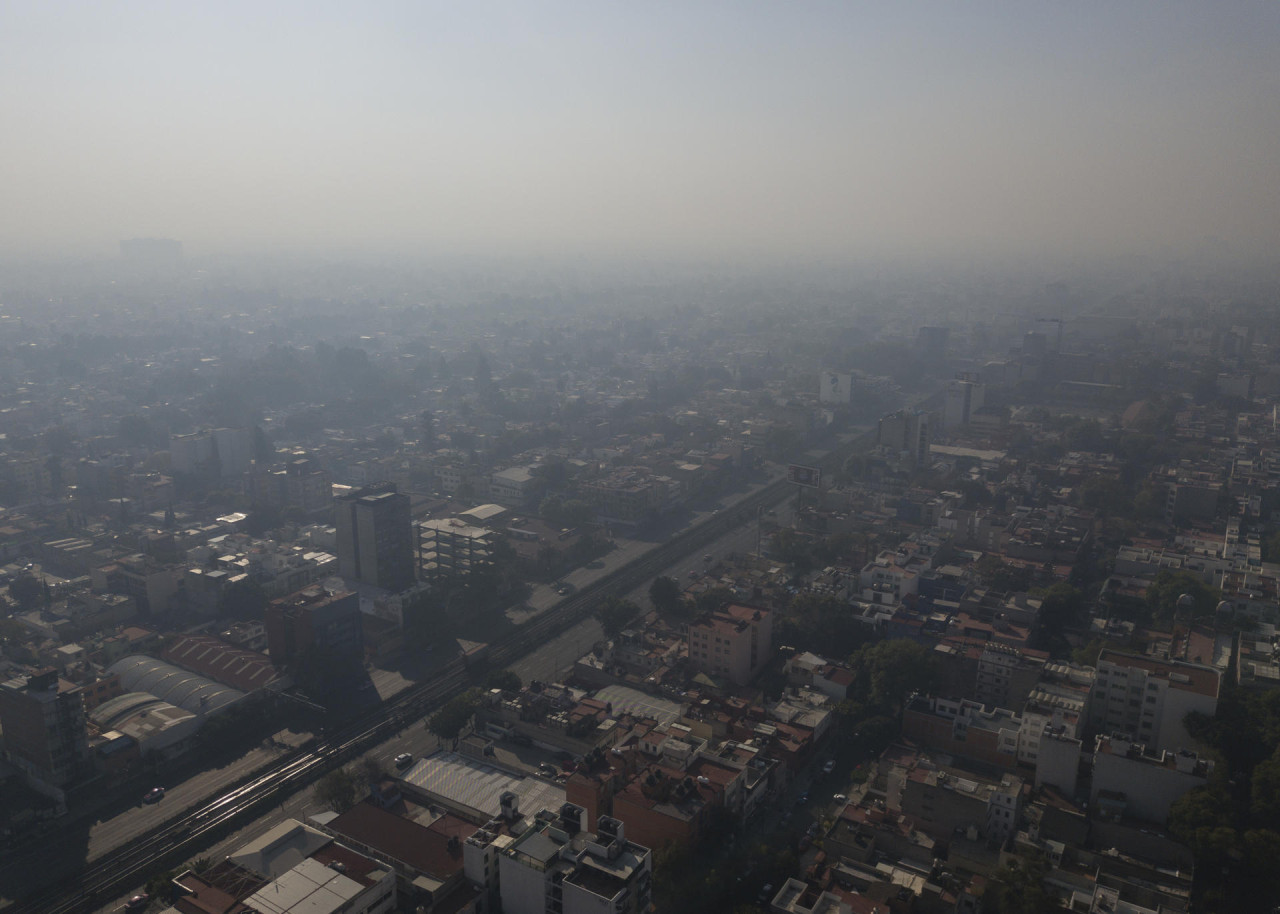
[2, 1, 1278, 266]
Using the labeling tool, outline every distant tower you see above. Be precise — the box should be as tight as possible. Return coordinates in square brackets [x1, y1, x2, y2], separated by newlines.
[916, 326, 949, 363]
[335, 482, 415, 591]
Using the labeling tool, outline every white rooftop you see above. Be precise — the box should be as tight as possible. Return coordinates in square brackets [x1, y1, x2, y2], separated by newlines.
[401, 750, 564, 818]
[243, 857, 362, 914]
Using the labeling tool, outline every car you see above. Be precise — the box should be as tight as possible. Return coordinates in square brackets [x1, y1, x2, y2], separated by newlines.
[702, 554, 712, 563]
[833, 793, 848, 803]
[822, 760, 835, 774]
[125, 894, 150, 911]
[757, 884, 774, 903]
[394, 753, 413, 769]
[509, 732, 533, 747]
[554, 582, 574, 595]
[142, 787, 165, 804]
[797, 792, 809, 805]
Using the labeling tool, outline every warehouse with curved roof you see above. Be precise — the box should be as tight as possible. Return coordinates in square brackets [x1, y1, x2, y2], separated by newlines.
[107, 655, 245, 717]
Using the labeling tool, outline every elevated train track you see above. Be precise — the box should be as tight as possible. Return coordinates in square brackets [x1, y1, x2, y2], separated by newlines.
[8, 429, 881, 914]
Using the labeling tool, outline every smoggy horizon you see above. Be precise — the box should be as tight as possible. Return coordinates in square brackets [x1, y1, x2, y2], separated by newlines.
[3, 3, 1278, 269]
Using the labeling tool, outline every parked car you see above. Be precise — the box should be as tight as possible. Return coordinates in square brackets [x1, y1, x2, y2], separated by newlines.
[142, 787, 165, 804]
[822, 760, 835, 774]
[125, 894, 150, 911]
[394, 753, 413, 769]
[833, 793, 848, 803]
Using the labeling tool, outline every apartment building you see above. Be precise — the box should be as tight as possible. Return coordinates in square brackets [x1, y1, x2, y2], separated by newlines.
[1091, 651, 1220, 753]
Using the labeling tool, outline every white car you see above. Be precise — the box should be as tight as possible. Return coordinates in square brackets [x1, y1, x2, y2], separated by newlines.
[394, 753, 413, 769]
[822, 760, 835, 774]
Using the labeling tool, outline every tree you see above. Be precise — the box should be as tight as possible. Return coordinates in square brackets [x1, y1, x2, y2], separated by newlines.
[649, 576, 683, 615]
[1072, 639, 1105, 668]
[8, 573, 43, 611]
[315, 767, 359, 812]
[427, 689, 482, 742]
[1146, 569, 1219, 621]
[357, 756, 385, 786]
[485, 669, 522, 693]
[596, 597, 641, 640]
[984, 852, 1057, 914]
[694, 587, 734, 615]
[848, 640, 937, 717]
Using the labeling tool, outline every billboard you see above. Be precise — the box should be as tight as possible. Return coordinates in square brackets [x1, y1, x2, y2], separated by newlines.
[787, 464, 822, 489]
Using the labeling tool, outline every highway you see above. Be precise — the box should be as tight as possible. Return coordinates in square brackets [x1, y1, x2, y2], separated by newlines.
[4, 428, 879, 914]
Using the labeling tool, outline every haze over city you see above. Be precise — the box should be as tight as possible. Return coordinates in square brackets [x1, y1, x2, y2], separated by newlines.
[6, 5, 1280, 914]
[3, 1, 1279, 267]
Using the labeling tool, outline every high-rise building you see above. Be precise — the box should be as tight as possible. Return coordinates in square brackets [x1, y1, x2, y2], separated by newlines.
[0, 668, 92, 789]
[877, 409, 932, 467]
[943, 375, 986, 428]
[335, 482, 415, 591]
[265, 586, 365, 693]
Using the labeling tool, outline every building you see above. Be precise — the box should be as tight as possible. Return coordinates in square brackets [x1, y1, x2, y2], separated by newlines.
[686, 604, 774, 686]
[1091, 736, 1213, 825]
[490, 466, 538, 507]
[227, 819, 397, 914]
[877, 409, 931, 468]
[266, 586, 364, 694]
[418, 518, 496, 580]
[336, 483, 415, 592]
[494, 805, 652, 914]
[168, 427, 251, 479]
[1091, 651, 1220, 753]
[903, 695, 1022, 770]
[888, 749, 1024, 845]
[943, 375, 986, 428]
[0, 668, 92, 789]
[819, 370, 853, 405]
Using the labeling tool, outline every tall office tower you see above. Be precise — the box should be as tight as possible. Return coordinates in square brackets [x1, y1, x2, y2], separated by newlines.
[943, 374, 986, 428]
[0, 668, 92, 789]
[877, 409, 932, 467]
[335, 482, 415, 591]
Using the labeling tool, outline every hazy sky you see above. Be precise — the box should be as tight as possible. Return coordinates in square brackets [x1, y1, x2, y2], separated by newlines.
[2, 2, 1278, 265]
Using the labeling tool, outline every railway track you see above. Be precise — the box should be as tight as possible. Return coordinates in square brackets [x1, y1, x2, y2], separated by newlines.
[8, 429, 883, 914]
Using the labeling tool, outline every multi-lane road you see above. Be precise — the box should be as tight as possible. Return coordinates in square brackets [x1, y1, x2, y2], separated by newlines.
[5, 429, 879, 914]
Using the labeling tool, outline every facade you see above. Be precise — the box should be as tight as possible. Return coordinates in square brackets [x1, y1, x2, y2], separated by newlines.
[169, 427, 251, 478]
[266, 586, 365, 693]
[819, 370, 853, 405]
[902, 696, 1021, 770]
[876, 409, 931, 468]
[943, 376, 986, 428]
[490, 466, 537, 507]
[0, 668, 92, 789]
[686, 604, 774, 685]
[1091, 736, 1213, 825]
[419, 518, 496, 580]
[336, 482, 415, 592]
[1091, 651, 1220, 753]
